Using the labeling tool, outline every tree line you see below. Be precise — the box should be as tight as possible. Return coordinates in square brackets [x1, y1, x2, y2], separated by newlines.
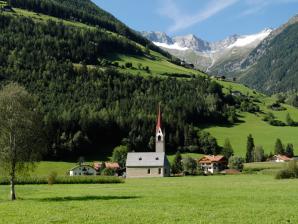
[7, 0, 172, 59]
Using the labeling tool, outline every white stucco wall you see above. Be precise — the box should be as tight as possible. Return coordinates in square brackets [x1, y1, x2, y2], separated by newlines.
[126, 167, 170, 178]
[69, 166, 97, 176]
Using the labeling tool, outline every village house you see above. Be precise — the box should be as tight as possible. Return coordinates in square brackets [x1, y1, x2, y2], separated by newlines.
[69, 165, 97, 176]
[270, 154, 292, 163]
[93, 162, 120, 172]
[198, 155, 227, 174]
[126, 105, 170, 178]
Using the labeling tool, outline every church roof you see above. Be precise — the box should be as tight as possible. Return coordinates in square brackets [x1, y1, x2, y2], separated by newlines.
[156, 104, 162, 132]
[126, 152, 168, 167]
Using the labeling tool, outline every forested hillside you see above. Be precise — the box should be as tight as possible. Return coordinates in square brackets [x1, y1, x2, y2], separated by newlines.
[0, 1, 245, 160]
[239, 17, 298, 94]
[8, 0, 171, 58]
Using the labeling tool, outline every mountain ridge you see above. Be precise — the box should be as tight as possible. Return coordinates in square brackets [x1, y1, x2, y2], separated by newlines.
[141, 29, 272, 73]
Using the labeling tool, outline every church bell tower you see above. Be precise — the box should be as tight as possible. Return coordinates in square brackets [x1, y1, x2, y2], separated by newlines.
[155, 104, 165, 153]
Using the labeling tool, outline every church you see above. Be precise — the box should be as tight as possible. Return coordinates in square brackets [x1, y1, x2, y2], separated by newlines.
[126, 106, 170, 178]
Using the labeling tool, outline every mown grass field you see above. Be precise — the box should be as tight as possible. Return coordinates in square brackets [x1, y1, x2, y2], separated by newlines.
[0, 175, 297, 224]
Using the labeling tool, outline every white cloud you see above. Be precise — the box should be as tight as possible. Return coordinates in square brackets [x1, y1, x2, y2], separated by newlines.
[157, 0, 298, 32]
[242, 0, 298, 16]
[158, 0, 238, 33]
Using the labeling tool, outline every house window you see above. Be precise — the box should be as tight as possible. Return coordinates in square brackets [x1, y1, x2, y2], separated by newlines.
[158, 168, 161, 174]
[147, 169, 151, 174]
[158, 135, 161, 141]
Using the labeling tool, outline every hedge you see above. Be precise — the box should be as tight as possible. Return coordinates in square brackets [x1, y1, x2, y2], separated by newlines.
[0, 176, 124, 185]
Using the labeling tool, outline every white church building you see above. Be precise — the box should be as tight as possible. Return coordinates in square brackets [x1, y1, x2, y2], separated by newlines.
[126, 105, 170, 178]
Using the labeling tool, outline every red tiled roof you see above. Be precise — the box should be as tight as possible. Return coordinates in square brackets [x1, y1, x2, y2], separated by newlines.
[93, 162, 120, 170]
[274, 155, 292, 161]
[105, 162, 120, 169]
[198, 155, 226, 163]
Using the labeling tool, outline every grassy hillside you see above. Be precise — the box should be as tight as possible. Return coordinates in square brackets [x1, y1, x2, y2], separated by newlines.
[1, 175, 298, 223]
[204, 80, 298, 156]
[110, 54, 205, 77]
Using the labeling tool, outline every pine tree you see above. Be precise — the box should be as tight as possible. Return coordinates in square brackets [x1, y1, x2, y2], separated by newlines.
[246, 134, 255, 163]
[221, 138, 234, 159]
[274, 138, 284, 155]
[171, 151, 183, 175]
[253, 146, 265, 162]
[285, 143, 294, 158]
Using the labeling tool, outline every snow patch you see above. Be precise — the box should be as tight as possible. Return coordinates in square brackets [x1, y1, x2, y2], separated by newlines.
[153, 42, 189, 51]
[228, 29, 272, 49]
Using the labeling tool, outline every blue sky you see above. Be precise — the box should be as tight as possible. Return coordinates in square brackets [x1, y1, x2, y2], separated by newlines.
[93, 0, 298, 41]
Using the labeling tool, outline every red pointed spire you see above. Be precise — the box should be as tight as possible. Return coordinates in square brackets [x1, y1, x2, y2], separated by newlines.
[156, 103, 162, 132]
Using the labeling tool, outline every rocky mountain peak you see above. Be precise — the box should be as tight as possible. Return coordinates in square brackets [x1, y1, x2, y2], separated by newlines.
[172, 34, 210, 52]
[141, 31, 173, 45]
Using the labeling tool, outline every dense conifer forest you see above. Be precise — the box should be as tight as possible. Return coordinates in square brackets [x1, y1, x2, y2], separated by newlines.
[8, 0, 172, 58]
[0, 1, 244, 160]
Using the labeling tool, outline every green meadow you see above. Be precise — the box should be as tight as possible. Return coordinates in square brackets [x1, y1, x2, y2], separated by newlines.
[0, 174, 297, 224]
[204, 81, 298, 156]
[109, 53, 205, 77]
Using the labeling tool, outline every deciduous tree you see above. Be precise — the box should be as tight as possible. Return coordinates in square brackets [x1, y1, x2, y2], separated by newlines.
[0, 83, 45, 200]
[111, 145, 128, 169]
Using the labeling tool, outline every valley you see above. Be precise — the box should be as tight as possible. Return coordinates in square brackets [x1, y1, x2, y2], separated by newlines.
[1, 1, 298, 223]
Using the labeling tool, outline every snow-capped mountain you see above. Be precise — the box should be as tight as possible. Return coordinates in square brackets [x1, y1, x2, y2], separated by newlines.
[227, 28, 272, 49]
[141, 31, 173, 45]
[143, 29, 272, 53]
[141, 29, 273, 75]
[172, 34, 211, 52]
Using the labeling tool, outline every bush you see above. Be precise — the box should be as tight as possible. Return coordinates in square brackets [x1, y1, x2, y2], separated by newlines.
[275, 169, 293, 179]
[229, 156, 245, 171]
[101, 168, 116, 176]
[275, 160, 298, 179]
[0, 176, 124, 185]
[269, 120, 286, 126]
[125, 62, 132, 68]
[48, 171, 58, 185]
[268, 102, 286, 111]
[183, 157, 197, 176]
